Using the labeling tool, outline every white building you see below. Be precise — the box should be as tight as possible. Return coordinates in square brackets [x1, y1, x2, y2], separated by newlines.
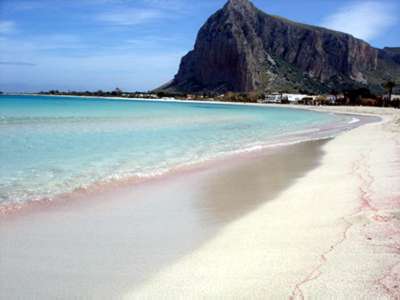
[263, 93, 315, 103]
[387, 94, 400, 101]
[263, 93, 282, 103]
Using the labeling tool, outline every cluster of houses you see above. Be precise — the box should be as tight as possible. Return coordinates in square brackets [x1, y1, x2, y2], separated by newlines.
[261, 92, 400, 106]
[261, 93, 342, 105]
[122, 93, 159, 99]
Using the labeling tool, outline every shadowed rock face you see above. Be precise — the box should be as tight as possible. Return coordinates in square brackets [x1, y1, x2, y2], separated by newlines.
[162, 0, 400, 94]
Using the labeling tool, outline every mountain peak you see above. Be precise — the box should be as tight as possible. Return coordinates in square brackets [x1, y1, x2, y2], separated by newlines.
[162, 0, 400, 94]
[226, 0, 252, 6]
[224, 0, 256, 12]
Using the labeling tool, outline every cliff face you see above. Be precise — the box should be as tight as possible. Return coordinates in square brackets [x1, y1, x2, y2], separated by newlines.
[163, 0, 400, 94]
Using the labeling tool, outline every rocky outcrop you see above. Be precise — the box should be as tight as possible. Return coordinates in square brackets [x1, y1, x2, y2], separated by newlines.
[383, 48, 400, 64]
[162, 0, 400, 94]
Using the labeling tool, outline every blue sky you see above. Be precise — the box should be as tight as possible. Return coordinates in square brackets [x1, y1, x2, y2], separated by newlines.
[0, 0, 399, 92]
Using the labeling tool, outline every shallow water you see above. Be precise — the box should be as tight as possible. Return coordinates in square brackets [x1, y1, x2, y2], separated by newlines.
[0, 140, 328, 299]
[0, 95, 348, 205]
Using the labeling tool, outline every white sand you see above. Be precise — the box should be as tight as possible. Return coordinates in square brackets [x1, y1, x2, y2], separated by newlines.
[125, 107, 400, 299]
[0, 138, 326, 299]
[1, 106, 399, 299]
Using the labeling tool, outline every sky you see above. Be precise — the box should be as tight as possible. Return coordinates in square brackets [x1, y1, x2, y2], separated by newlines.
[0, 0, 399, 92]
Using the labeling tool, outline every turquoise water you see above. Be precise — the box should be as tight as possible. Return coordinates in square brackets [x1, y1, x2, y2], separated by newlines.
[0, 95, 347, 206]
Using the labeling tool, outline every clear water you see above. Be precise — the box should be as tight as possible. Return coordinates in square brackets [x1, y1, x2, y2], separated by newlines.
[0, 95, 346, 206]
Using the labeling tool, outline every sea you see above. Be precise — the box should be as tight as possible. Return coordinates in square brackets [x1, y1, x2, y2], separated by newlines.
[0, 95, 356, 207]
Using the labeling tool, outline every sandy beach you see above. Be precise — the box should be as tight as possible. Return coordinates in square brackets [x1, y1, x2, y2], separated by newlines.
[123, 106, 400, 299]
[1, 106, 399, 299]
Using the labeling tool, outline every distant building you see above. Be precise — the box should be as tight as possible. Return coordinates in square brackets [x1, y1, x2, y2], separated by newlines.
[325, 95, 336, 104]
[263, 93, 316, 104]
[384, 94, 400, 101]
[263, 93, 282, 103]
[284, 94, 315, 103]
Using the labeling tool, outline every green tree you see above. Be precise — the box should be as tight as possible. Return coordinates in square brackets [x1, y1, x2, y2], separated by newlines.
[384, 81, 396, 107]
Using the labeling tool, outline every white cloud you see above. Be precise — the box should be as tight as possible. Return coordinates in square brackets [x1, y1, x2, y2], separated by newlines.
[94, 0, 188, 26]
[125, 35, 181, 48]
[0, 21, 16, 34]
[321, 1, 397, 41]
[96, 8, 163, 26]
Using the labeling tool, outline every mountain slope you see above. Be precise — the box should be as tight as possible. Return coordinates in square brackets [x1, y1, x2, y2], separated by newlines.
[161, 0, 400, 94]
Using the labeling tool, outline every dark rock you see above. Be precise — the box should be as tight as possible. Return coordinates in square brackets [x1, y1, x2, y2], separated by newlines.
[161, 0, 400, 94]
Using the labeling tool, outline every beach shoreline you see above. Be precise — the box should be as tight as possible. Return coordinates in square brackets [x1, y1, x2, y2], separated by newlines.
[8, 93, 388, 123]
[0, 138, 332, 299]
[0, 97, 378, 217]
[0, 106, 399, 299]
[126, 106, 400, 299]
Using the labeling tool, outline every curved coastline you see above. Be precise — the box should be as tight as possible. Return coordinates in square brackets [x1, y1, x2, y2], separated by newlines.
[0, 138, 331, 298]
[0, 99, 376, 216]
[124, 106, 400, 299]
[0, 103, 398, 299]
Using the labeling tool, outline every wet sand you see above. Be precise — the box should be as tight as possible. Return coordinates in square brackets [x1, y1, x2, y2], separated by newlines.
[0, 140, 327, 299]
[126, 107, 400, 299]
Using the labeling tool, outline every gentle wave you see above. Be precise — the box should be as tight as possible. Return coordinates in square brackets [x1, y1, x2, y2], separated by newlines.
[0, 95, 359, 211]
[0, 120, 354, 215]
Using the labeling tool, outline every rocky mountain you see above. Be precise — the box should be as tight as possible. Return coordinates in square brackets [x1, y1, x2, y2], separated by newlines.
[161, 0, 400, 94]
